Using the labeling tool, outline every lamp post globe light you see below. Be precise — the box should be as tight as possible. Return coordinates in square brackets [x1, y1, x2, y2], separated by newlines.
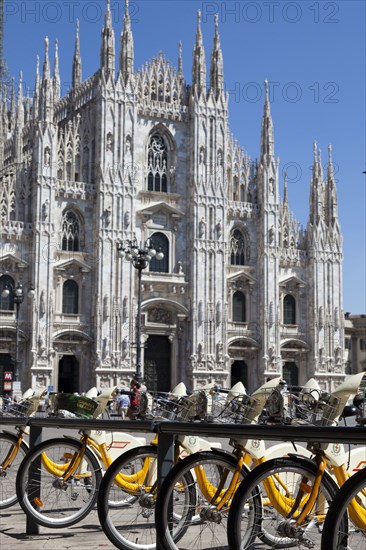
[1, 282, 35, 395]
[117, 239, 164, 382]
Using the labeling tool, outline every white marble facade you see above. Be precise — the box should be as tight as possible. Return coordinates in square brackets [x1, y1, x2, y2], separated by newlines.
[0, 2, 345, 395]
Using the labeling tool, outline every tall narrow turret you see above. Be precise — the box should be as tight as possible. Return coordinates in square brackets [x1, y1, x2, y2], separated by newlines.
[178, 41, 183, 82]
[119, 0, 134, 84]
[100, 0, 115, 78]
[16, 71, 23, 130]
[192, 10, 206, 98]
[283, 171, 288, 207]
[260, 80, 274, 161]
[40, 37, 53, 121]
[72, 20, 82, 88]
[9, 77, 15, 130]
[33, 55, 40, 120]
[209, 15, 224, 99]
[53, 39, 60, 100]
[42, 36, 50, 81]
[326, 144, 339, 226]
[309, 141, 325, 226]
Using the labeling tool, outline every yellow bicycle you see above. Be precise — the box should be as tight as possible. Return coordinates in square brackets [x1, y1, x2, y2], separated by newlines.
[226, 371, 366, 549]
[98, 378, 316, 550]
[0, 387, 47, 509]
[15, 384, 220, 530]
[15, 387, 146, 528]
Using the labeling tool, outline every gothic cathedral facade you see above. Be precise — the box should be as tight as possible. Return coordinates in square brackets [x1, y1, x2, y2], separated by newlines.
[0, 1, 344, 394]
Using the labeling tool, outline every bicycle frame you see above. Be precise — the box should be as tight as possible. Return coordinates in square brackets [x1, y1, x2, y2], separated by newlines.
[1, 387, 47, 471]
[243, 371, 366, 531]
[1, 433, 25, 470]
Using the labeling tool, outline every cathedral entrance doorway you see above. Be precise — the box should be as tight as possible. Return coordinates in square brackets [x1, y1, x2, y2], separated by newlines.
[231, 360, 248, 389]
[0, 353, 13, 395]
[58, 355, 79, 393]
[144, 335, 171, 392]
[283, 361, 298, 386]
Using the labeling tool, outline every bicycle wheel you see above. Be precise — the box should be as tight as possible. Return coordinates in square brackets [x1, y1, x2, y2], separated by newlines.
[98, 445, 163, 550]
[228, 455, 339, 549]
[321, 467, 366, 550]
[155, 450, 256, 550]
[0, 431, 29, 509]
[16, 437, 102, 528]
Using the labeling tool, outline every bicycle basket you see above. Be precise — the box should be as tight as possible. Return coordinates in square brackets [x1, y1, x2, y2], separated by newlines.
[139, 392, 196, 421]
[174, 391, 211, 421]
[262, 386, 341, 426]
[312, 393, 341, 426]
[54, 393, 99, 419]
[0, 396, 35, 417]
[215, 393, 260, 424]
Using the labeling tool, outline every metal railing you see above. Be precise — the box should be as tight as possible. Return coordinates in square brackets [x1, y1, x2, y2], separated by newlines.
[1, 415, 365, 537]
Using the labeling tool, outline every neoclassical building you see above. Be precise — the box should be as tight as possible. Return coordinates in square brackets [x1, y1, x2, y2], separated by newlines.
[0, 1, 345, 395]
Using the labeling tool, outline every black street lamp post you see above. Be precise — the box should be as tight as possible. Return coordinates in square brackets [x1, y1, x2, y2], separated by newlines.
[1, 282, 35, 393]
[117, 239, 164, 382]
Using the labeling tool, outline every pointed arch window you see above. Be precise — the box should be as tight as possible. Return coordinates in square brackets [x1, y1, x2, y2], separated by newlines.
[149, 232, 169, 273]
[0, 275, 15, 310]
[233, 291, 246, 322]
[61, 211, 80, 252]
[233, 176, 239, 201]
[240, 184, 246, 202]
[82, 147, 90, 182]
[62, 280, 79, 314]
[230, 229, 246, 265]
[283, 294, 296, 325]
[147, 134, 168, 193]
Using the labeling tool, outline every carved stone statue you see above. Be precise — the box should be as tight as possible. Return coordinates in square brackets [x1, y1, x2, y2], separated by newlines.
[199, 218, 206, 238]
[42, 200, 49, 221]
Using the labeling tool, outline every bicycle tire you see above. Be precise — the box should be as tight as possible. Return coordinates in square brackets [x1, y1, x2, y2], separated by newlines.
[0, 431, 29, 509]
[16, 437, 102, 528]
[155, 449, 255, 550]
[98, 445, 164, 550]
[321, 467, 366, 550]
[228, 455, 339, 549]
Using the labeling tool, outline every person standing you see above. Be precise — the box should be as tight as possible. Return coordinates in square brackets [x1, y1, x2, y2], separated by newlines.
[117, 391, 130, 419]
[127, 380, 141, 418]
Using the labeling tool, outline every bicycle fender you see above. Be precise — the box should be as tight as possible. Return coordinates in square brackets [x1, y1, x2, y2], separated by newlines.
[203, 448, 252, 473]
[1, 430, 29, 448]
[62, 434, 81, 443]
[286, 453, 317, 468]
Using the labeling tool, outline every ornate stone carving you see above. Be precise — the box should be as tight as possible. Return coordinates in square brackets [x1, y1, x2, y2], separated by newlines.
[147, 308, 172, 324]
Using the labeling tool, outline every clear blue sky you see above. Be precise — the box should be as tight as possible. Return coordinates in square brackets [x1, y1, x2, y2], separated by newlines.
[3, 0, 366, 313]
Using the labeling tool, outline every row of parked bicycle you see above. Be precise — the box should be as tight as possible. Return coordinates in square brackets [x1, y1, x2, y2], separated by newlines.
[0, 372, 365, 550]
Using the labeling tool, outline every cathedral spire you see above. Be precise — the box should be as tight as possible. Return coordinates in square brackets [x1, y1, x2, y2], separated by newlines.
[119, 0, 134, 84]
[192, 10, 206, 98]
[100, 0, 115, 78]
[42, 36, 50, 81]
[209, 14, 224, 99]
[53, 39, 61, 100]
[9, 77, 15, 130]
[312, 140, 318, 177]
[327, 143, 334, 182]
[317, 147, 324, 180]
[40, 37, 53, 121]
[72, 19, 82, 88]
[33, 55, 40, 120]
[326, 144, 339, 225]
[178, 41, 183, 80]
[25, 87, 31, 123]
[16, 71, 24, 129]
[309, 141, 325, 225]
[260, 80, 274, 160]
[283, 171, 288, 206]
